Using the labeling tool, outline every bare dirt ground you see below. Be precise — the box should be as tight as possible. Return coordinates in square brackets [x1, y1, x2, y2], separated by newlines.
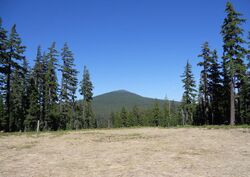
[0, 127, 250, 177]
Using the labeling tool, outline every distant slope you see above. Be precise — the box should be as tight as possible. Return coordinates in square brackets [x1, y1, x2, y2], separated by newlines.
[92, 90, 179, 118]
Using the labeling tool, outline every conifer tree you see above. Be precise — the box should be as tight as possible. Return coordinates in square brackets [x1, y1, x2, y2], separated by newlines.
[10, 69, 23, 131]
[127, 112, 134, 127]
[44, 42, 59, 130]
[196, 76, 205, 125]
[221, 2, 247, 125]
[60, 43, 78, 129]
[131, 105, 141, 126]
[31, 46, 44, 126]
[25, 77, 40, 131]
[0, 18, 8, 87]
[198, 42, 213, 124]
[9, 58, 29, 131]
[21, 58, 30, 128]
[162, 102, 170, 127]
[0, 18, 8, 130]
[3, 24, 26, 131]
[110, 112, 115, 128]
[79, 65, 94, 128]
[197, 46, 223, 125]
[120, 107, 128, 127]
[40, 52, 48, 127]
[208, 50, 223, 124]
[152, 101, 161, 126]
[181, 61, 196, 125]
[113, 111, 122, 128]
[240, 31, 250, 123]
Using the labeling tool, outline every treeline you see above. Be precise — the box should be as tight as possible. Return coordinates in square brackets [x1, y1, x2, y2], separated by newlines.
[180, 2, 250, 125]
[0, 19, 95, 132]
[109, 101, 180, 128]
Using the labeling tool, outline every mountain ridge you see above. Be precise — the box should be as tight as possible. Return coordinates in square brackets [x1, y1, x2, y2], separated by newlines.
[92, 89, 180, 118]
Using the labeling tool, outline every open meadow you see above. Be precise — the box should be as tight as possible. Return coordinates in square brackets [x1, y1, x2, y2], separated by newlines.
[0, 127, 250, 177]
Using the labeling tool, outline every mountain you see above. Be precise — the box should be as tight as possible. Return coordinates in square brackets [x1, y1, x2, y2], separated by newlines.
[92, 90, 179, 118]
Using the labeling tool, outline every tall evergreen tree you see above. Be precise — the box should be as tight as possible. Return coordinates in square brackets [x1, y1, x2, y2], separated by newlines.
[208, 50, 223, 124]
[196, 75, 205, 125]
[9, 58, 29, 131]
[221, 2, 247, 125]
[40, 52, 48, 128]
[198, 42, 213, 124]
[31, 46, 44, 126]
[181, 61, 197, 125]
[44, 42, 59, 130]
[120, 107, 128, 127]
[241, 31, 250, 123]
[25, 77, 40, 131]
[79, 65, 95, 129]
[21, 58, 30, 128]
[162, 101, 170, 127]
[152, 101, 161, 126]
[3, 24, 26, 131]
[0, 18, 8, 130]
[197, 46, 223, 125]
[0, 18, 8, 90]
[10, 68, 23, 131]
[131, 105, 141, 126]
[60, 43, 78, 129]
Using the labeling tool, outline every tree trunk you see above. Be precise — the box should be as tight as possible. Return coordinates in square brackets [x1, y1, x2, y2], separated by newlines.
[230, 80, 235, 125]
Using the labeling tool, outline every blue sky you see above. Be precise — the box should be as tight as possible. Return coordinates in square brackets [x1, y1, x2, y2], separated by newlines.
[1, 0, 250, 101]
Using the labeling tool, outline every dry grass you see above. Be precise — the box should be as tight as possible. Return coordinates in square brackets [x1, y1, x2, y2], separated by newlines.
[0, 127, 250, 177]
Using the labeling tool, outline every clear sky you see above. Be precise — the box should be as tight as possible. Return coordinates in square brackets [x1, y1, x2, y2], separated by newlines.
[0, 0, 249, 101]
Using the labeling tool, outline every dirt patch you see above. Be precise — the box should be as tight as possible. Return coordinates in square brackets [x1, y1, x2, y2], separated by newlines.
[0, 128, 249, 177]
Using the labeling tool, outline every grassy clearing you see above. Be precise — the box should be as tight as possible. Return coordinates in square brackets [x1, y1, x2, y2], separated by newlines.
[0, 127, 249, 177]
[0, 125, 249, 138]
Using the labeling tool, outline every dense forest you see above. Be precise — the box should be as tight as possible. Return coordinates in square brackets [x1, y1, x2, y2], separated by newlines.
[0, 2, 250, 132]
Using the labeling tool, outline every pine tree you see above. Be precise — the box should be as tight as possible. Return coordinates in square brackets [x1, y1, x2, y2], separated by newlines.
[127, 112, 134, 127]
[44, 42, 59, 130]
[21, 58, 30, 129]
[60, 43, 78, 129]
[40, 52, 48, 128]
[152, 101, 161, 126]
[181, 61, 197, 125]
[221, 2, 247, 125]
[113, 111, 122, 128]
[198, 42, 213, 124]
[79, 65, 94, 129]
[0, 18, 8, 130]
[197, 46, 223, 125]
[241, 31, 250, 123]
[108, 112, 115, 128]
[3, 24, 26, 131]
[10, 69, 23, 131]
[196, 75, 205, 125]
[131, 105, 141, 126]
[208, 50, 223, 124]
[120, 107, 128, 127]
[0, 18, 8, 89]
[10, 58, 29, 132]
[162, 101, 170, 127]
[31, 46, 44, 126]
[25, 77, 40, 131]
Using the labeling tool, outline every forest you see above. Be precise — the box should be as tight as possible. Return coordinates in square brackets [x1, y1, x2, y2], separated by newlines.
[0, 2, 250, 132]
